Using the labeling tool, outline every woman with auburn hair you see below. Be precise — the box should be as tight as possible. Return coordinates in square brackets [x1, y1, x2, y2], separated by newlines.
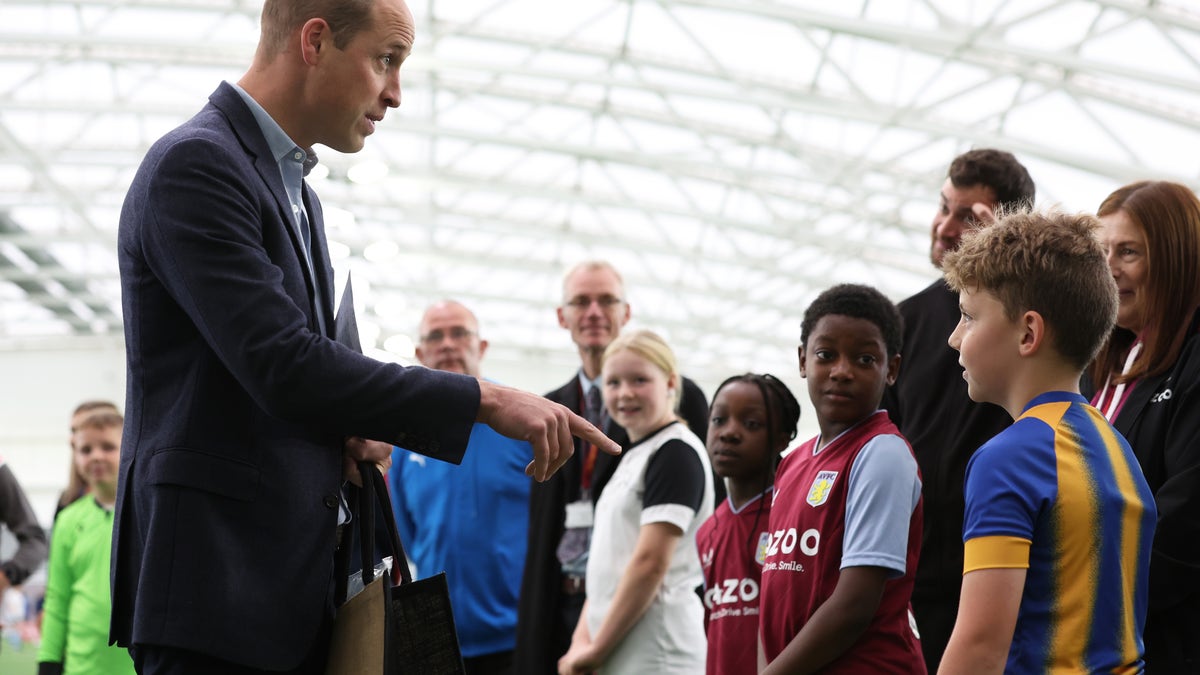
[1090, 180, 1200, 673]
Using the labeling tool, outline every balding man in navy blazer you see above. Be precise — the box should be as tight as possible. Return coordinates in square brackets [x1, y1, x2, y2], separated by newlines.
[112, 1, 617, 673]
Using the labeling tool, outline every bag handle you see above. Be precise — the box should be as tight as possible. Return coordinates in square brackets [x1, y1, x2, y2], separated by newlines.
[333, 462, 416, 605]
[357, 461, 414, 586]
[355, 466, 377, 586]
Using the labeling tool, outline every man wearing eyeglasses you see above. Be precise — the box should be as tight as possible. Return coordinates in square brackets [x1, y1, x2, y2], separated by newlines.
[515, 260, 711, 674]
[388, 300, 530, 675]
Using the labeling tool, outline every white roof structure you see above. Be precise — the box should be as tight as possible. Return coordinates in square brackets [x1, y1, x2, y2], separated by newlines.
[2, 0, 1200, 395]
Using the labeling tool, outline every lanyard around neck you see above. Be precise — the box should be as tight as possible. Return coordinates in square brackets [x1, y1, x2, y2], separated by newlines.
[1096, 340, 1143, 422]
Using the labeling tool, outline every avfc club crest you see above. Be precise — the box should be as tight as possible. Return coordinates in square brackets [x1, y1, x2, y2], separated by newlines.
[806, 471, 837, 507]
[755, 532, 770, 566]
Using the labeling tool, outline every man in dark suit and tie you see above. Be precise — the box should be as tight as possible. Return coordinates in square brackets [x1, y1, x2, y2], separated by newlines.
[514, 261, 710, 674]
[112, 1, 617, 673]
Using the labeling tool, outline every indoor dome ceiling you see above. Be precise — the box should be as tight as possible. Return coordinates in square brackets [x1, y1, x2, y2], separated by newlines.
[2, 0, 1199, 398]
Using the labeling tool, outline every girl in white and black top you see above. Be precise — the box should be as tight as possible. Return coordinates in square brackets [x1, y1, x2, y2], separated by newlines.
[558, 329, 713, 675]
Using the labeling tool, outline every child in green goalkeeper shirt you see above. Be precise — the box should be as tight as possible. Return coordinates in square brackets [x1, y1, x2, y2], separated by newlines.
[38, 409, 135, 675]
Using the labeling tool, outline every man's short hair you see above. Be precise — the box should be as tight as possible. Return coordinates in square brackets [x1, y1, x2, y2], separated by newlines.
[942, 211, 1118, 371]
[561, 260, 626, 300]
[418, 299, 480, 333]
[260, 0, 375, 54]
[949, 149, 1036, 211]
[76, 409, 124, 432]
[800, 284, 904, 359]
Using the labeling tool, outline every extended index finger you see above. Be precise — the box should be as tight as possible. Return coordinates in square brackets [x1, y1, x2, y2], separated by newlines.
[569, 412, 621, 455]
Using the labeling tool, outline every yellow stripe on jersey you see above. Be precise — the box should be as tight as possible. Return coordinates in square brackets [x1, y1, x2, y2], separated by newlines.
[1027, 401, 1098, 667]
[963, 535, 1031, 573]
[1091, 406, 1150, 669]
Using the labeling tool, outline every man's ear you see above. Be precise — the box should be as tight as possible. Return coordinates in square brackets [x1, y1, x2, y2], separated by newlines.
[1018, 310, 1046, 357]
[299, 18, 332, 65]
[556, 306, 568, 330]
[798, 345, 808, 378]
[477, 339, 489, 360]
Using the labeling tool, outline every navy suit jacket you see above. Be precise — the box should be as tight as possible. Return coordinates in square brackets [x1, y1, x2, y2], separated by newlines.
[113, 82, 480, 670]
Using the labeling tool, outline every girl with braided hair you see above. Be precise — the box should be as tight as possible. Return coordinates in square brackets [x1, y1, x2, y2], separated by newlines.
[696, 373, 801, 675]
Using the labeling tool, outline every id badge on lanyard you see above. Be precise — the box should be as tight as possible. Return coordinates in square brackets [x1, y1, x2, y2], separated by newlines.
[565, 499, 594, 529]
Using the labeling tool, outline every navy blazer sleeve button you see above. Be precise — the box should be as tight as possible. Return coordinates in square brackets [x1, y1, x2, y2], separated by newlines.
[323, 495, 338, 509]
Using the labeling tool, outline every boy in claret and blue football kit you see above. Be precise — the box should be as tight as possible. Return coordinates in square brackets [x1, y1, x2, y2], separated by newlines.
[759, 283, 926, 674]
[938, 211, 1156, 674]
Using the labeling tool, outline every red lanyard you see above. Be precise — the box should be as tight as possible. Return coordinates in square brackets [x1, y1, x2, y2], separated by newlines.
[581, 443, 599, 492]
[578, 380, 600, 492]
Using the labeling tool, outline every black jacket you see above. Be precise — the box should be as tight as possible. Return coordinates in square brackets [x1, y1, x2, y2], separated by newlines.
[1111, 309, 1200, 673]
[513, 374, 709, 675]
[881, 281, 1012, 606]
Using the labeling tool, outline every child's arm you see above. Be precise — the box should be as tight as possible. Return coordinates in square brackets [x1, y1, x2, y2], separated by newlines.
[938, 567, 1025, 675]
[946, 423, 1043, 675]
[559, 521, 683, 674]
[762, 565, 890, 674]
[0, 464, 46, 592]
[557, 599, 592, 675]
[36, 508, 77, 672]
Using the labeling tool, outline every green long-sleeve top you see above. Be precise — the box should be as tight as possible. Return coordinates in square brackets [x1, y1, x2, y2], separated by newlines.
[37, 497, 135, 675]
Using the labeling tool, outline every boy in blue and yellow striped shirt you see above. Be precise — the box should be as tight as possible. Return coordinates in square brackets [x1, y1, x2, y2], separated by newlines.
[938, 210, 1156, 674]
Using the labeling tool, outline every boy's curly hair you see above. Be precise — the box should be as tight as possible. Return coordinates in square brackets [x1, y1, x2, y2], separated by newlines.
[942, 210, 1118, 370]
[801, 284, 903, 358]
